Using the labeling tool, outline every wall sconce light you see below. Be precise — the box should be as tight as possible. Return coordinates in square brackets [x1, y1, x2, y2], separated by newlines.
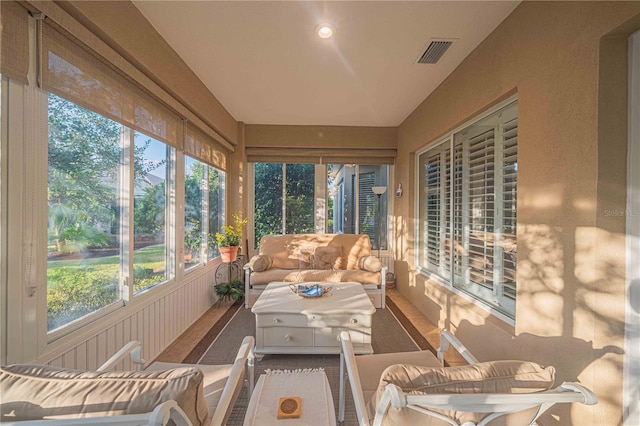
[396, 183, 403, 197]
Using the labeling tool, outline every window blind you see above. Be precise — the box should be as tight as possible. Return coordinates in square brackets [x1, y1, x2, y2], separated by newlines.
[184, 122, 227, 171]
[246, 147, 395, 165]
[466, 128, 496, 290]
[421, 148, 443, 273]
[1, 1, 30, 83]
[41, 21, 181, 149]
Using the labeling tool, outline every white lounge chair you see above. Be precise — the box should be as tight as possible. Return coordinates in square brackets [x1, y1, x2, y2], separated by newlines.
[339, 330, 597, 426]
[0, 336, 255, 426]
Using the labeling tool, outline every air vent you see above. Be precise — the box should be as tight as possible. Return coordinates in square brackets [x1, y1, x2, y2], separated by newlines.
[416, 39, 455, 64]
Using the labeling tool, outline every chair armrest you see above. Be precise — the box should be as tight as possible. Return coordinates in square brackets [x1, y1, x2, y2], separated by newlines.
[209, 336, 255, 426]
[97, 340, 146, 372]
[380, 266, 387, 309]
[437, 330, 479, 365]
[373, 382, 597, 426]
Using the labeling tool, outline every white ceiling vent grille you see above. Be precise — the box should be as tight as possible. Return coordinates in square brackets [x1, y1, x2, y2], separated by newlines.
[417, 39, 455, 64]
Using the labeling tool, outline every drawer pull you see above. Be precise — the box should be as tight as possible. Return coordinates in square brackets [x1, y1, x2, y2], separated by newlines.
[284, 334, 292, 342]
[350, 319, 358, 324]
[273, 318, 280, 324]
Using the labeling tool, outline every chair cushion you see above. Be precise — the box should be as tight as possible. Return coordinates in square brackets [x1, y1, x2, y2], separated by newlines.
[372, 360, 556, 425]
[148, 362, 237, 424]
[358, 255, 382, 272]
[312, 245, 343, 270]
[249, 254, 272, 272]
[0, 364, 208, 425]
[356, 350, 441, 405]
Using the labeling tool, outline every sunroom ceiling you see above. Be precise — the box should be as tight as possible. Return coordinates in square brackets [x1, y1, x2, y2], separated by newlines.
[133, 1, 519, 127]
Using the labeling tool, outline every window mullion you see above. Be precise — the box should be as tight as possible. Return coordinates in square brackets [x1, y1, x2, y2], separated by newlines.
[121, 127, 133, 303]
[281, 164, 286, 234]
[202, 166, 209, 263]
[166, 146, 176, 279]
[354, 165, 360, 234]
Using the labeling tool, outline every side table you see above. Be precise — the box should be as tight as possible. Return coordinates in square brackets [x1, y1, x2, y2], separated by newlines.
[243, 369, 336, 425]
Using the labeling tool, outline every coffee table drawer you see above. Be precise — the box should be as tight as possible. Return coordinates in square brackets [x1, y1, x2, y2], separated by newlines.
[263, 327, 313, 347]
[307, 314, 372, 328]
[314, 327, 366, 347]
[256, 313, 309, 328]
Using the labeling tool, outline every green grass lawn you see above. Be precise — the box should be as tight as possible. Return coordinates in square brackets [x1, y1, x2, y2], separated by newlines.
[47, 244, 167, 331]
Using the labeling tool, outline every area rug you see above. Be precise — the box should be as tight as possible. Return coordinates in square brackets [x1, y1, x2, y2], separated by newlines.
[198, 300, 428, 425]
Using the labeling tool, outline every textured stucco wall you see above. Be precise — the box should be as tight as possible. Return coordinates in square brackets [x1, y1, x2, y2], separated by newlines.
[395, 2, 640, 424]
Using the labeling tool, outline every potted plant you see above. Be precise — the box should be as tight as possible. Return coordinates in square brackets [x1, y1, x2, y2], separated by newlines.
[213, 212, 247, 263]
[214, 278, 244, 303]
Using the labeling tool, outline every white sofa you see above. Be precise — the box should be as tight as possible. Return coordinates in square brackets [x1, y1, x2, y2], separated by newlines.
[244, 234, 387, 308]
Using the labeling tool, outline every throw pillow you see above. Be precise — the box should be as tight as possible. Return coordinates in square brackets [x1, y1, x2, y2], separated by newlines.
[312, 246, 343, 270]
[297, 245, 315, 269]
[249, 254, 272, 272]
[357, 255, 382, 272]
[371, 360, 555, 425]
[0, 364, 208, 425]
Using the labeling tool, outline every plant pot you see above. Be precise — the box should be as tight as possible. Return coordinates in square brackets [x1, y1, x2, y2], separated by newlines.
[219, 246, 239, 263]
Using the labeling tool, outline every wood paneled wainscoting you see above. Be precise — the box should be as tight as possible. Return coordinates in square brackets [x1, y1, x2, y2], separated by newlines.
[41, 266, 219, 370]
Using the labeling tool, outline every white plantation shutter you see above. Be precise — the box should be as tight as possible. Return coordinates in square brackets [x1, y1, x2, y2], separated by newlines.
[421, 150, 442, 273]
[465, 128, 496, 292]
[500, 117, 518, 301]
[418, 100, 517, 318]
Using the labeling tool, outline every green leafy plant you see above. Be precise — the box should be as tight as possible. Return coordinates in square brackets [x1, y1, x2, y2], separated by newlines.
[214, 279, 244, 302]
[214, 212, 247, 248]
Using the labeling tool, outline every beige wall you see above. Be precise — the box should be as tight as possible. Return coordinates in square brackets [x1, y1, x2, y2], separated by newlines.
[395, 2, 639, 424]
[245, 124, 396, 150]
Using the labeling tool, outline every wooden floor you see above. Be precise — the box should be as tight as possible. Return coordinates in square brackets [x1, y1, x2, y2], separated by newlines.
[155, 287, 467, 366]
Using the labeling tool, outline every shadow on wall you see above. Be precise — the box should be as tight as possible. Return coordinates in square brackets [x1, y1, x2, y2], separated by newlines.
[455, 319, 623, 382]
[454, 319, 624, 425]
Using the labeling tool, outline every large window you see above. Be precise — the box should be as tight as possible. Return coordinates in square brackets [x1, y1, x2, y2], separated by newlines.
[328, 164, 388, 250]
[184, 157, 226, 268]
[46, 93, 181, 331]
[254, 163, 314, 245]
[417, 100, 517, 318]
[47, 94, 123, 331]
[184, 156, 204, 270]
[133, 133, 170, 293]
[252, 162, 389, 249]
[208, 167, 225, 260]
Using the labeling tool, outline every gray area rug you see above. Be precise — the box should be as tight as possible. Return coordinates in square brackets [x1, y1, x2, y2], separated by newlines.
[198, 304, 420, 425]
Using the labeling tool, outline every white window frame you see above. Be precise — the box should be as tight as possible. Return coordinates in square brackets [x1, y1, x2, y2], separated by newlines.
[624, 29, 640, 426]
[415, 95, 518, 325]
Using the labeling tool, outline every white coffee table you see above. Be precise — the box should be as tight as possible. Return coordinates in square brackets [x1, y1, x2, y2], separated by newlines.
[243, 369, 336, 426]
[251, 282, 376, 359]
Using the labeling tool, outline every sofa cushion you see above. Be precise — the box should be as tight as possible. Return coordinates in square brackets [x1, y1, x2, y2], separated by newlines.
[249, 254, 272, 272]
[372, 360, 556, 425]
[358, 255, 382, 272]
[0, 364, 208, 425]
[258, 234, 372, 270]
[249, 269, 382, 286]
[312, 245, 343, 270]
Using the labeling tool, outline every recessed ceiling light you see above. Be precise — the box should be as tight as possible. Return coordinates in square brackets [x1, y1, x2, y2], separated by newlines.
[315, 23, 335, 39]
